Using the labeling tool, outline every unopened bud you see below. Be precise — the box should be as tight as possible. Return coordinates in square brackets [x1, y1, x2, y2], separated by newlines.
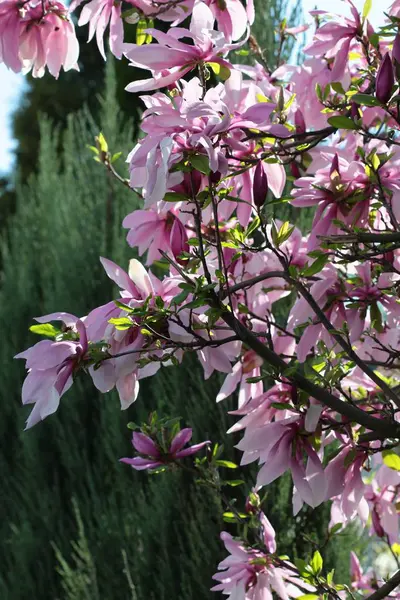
[372, 509, 385, 538]
[330, 153, 340, 179]
[190, 170, 202, 196]
[383, 250, 394, 264]
[170, 218, 189, 261]
[245, 491, 261, 514]
[294, 109, 306, 134]
[350, 101, 360, 120]
[290, 161, 301, 178]
[209, 170, 221, 185]
[376, 52, 394, 104]
[253, 161, 268, 208]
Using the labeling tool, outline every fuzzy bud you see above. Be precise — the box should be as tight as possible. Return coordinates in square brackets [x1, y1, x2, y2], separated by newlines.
[253, 161, 268, 208]
[376, 52, 394, 104]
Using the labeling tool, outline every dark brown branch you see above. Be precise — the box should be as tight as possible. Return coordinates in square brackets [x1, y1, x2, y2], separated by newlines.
[365, 570, 400, 600]
[214, 298, 400, 437]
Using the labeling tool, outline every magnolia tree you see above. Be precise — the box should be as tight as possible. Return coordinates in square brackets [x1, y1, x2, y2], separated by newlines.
[5, 0, 400, 597]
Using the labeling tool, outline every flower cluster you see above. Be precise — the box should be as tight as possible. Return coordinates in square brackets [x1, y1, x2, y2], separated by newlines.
[9, 0, 400, 597]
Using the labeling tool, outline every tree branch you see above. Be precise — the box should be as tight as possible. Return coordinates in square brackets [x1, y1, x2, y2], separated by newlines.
[365, 570, 400, 600]
[214, 298, 400, 437]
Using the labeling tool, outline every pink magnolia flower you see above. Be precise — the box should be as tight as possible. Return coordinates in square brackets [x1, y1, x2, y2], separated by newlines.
[122, 208, 189, 265]
[326, 446, 368, 522]
[236, 414, 327, 510]
[70, 0, 124, 59]
[350, 552, 375, 594]
[216, 350, 264, 407]
[129, 0, 194, 23]
[85, 257, 155, 409]
[288, 270, 347, 362]
[15, 312, 88, 429]
[0, 0, 23, 72]
[390, 0, 400, 17]
[304, 0, 362, 82]
[124, 2, 236, 93]
[120, 428, 210, 470]
[212, 531, 307, 600]
[345, 262, 400, 342]
[86, 256, 181, 407]
[23, 0, 79, 78]
[205, 0, 249, 42]
[291, 154, 371, 251]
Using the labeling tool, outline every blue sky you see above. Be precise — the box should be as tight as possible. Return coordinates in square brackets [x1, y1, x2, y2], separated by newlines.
[0, 0, 392, 174]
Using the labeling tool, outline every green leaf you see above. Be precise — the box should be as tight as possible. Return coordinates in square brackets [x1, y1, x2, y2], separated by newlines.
[190, 154, 211, 174]
[302, 255, 329, 277]
[350, 93, 381, 107]
[164, 192, 189, 202]
[114, 300, 134, 312]
[111, 152, 123, 163]
[136, 18, 148, 45]
[271, 402, 294, 410]
[223, 479, 244, 486]
[383, 449, 400, 471]
[362, 0, 372, 19]
[327, 116, 358, 130]
[29, 323, 60, 338]
[245, 216, 261, 238]
[206, 62, 231, 81]
[96, 132, 108, 153]
[108, 317, 133, 330]
[297, 595, 319, 600]
[276, 221, 295, 247]
[222, 511, 247, 523]
[370, 301, 384, 333]
[330, 82, 345, 95]
[310, 550, 323, 575]
[215, 460, 238, 469]
[330, 523, 343, 535]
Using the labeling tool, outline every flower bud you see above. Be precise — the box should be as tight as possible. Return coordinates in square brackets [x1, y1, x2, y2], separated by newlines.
[350, 101, 360, 120]
[372, 508, 385, 538]
[170, 218, 189, 261]
[253, 161, 268, 208]
[245, 491, 261, 514]
[330, 153, 340, 179]
[191, 169, 202, 196]
[294, 109, 306, 134]
[290, 161, 301, 179]
[375, 52, 394, 104]
[209, 170, 222, 185]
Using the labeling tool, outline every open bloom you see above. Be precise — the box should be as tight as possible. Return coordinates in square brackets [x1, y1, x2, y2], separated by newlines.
[122, 208, 189, 265]
[124, 2, 236, 93]
[15, 313, 88, 429]
[4, 0, 80, 78]
[212, 531, 307, 600]
[70, 0, 124, 59]
[290, 154, 370, 251]
[304, 0, 361, 81]
[120, 428, 210, 470]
